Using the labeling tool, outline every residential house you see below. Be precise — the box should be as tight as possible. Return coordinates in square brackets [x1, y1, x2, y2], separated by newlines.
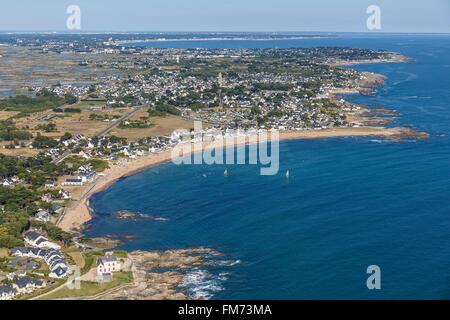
[97, 256, 121, 275]
[121, 148, 131, 157]
[51, 203, 64, 215]
[87, 140, 95, 149]
[62, 178, 83, 186]
[24, 230, 61, 250]
[78, 150, 91, 160]
[77, 165, 97, 183]
[96, 256, 121, 282]
[10, 247, 41, 258]
[44, 179, 56, 188]
[59, 189, 71, 199]
[35, 210, 51, 222]
[7, 257, 38, 272]
[50, 266, 70, 279]
[12, 276, 45, 294]
[1, 178, 14, 187]
[11, 247, 70, 279]
[6, 269, 27, 280]
[0, 285, 17, 300]
[41, 193, 52, 203]
[89, 105, 107, 111]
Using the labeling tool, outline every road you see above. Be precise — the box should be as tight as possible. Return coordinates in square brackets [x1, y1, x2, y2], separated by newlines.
[52, 106, 143, 164]
[94, 106, 142, 137]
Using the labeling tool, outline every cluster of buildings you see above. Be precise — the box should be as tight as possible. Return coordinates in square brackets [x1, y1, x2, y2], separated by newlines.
[1, 176, 25, 188]
[11, 245, 70, 279]
[32, 45, 372, 134]
[62, 164, 97, 187]
[0, 231, 70, 300]
[0, 276, 46, 300]
[56, 133, 176, 165]
[4, 35, 390, 138]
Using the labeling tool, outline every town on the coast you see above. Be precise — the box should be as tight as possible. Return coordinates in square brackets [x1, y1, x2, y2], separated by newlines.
[0, 33, 427, 300]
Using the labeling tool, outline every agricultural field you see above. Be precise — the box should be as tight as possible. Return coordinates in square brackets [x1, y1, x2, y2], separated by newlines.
[13, 107, 132, 138]
[110, 110, 194, 140]
[39, 271, 133, 300]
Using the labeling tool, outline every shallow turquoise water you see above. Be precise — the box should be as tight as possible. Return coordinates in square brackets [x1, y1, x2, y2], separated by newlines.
[87, 34, 450, 299]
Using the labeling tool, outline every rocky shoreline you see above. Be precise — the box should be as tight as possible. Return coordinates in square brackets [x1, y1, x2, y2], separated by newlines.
[97, 248, 224, 300]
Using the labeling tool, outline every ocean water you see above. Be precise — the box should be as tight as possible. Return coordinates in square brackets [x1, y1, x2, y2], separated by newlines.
[87, 34, 450, 299]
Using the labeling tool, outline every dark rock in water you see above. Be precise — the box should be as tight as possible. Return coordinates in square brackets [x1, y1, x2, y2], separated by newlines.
[114, 210, 168, 221]
[124, 234, 138, 241]
[85, 237, 122, 250]
[359, 88, 376, 96]
[362, 108, 401, 117]
[361, 117, 392, 126]
[115, 210, 141, 220]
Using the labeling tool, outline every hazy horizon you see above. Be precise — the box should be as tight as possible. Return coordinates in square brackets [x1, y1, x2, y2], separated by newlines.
[0, 31, 449, 35]
[0, 0, 448, 33]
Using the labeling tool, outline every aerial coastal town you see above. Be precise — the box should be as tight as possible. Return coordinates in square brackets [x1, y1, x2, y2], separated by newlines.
[0, 33, 426, 300]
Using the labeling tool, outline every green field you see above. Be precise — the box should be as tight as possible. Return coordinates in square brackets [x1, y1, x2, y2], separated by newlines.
[19, 279, 66, 300]
[75, 101, 106, 109]
[39, 271, 133, 300]
[80, 251, 103, 275]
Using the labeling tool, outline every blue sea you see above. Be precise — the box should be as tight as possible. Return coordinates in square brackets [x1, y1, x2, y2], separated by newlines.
[86, 34, 450, 299]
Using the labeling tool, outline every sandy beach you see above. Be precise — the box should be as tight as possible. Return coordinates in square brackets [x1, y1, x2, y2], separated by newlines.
[56, 54, 416, 232]
[57, 125, 428, 232]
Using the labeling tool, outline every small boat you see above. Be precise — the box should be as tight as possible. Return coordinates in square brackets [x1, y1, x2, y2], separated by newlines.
[285, 170, 290, 179]
[224, 169, 228, 177]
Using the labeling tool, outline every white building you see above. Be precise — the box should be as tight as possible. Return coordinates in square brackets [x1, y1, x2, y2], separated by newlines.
[0, 286, 17, 300]
[59, 189, 71, 199]
[62, 178, 83, 186]
[35, 210, 51, 222]
[97, 256, 121, 277]
[12, 276, 45, 294]
[11, 247, 70, 279]
[1, 178, 14, 187]
[24, 230, 61, 250]
[44, 179, 56, 188]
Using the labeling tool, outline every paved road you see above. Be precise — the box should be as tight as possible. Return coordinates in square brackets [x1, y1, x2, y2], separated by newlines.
[53, 150, 72, 165]
[94, 106, 142, 137]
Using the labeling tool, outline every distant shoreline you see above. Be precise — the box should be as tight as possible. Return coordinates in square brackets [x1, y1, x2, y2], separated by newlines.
[115, 35, 334, 45]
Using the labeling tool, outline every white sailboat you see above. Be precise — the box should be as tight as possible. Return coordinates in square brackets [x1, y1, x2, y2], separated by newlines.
[224, 169, 228, 177]
[285, 170, 290, 179]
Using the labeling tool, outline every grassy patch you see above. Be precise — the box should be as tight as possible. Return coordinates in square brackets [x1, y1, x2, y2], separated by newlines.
[35, 260, 50, 275]
[113, 250, 128, 259]
[40, 271, 133, 300]
[18, 279, 66, 300]
[0, 92, 65, 114]
[81, 251, 103, 275]
[75, 101, 106, 109]
[0, 248, 9, 258]
[66, 251, 85, 269]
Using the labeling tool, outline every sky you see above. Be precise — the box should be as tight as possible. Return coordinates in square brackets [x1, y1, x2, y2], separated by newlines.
[0, 0, 449, 33]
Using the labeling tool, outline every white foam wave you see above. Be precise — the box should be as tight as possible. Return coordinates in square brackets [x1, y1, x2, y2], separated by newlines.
[178, 268, 226, 300]
[153, 216, 169, 221]
[211, 259, 242, 267]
